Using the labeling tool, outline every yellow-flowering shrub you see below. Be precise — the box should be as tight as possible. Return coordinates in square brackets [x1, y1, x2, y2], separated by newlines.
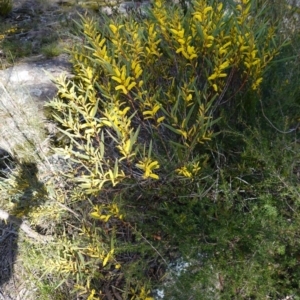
[48, 0, 280, 189]
[45, 0, 284, 297]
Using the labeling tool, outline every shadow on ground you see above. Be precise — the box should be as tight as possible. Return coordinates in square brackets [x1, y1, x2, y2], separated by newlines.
[0, 150, 48, 299]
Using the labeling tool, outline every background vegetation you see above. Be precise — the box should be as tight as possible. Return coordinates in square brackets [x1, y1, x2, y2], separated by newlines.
[0, 0, 300, 299]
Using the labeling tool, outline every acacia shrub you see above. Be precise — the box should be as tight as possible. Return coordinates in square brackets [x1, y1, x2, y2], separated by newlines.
[43, 0, 285, 298]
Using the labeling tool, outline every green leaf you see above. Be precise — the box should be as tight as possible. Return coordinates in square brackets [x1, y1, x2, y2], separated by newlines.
[169, 140, 187, 149]
[163, 123, 183, 136]
[77, 252, 86, 266]
[148, 139, 153, 158]
[99, 130, 105, 158]
[89, 98, 99, 118]
[90, 212, 100, 220]
[113, 159, 119, 179]
[185, 104, 196, 125]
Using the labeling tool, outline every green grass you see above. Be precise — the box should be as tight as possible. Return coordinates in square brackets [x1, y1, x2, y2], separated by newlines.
[0, 0, 12, 16]
[41, 43, 63, 58]
[1, 39, 33, 61]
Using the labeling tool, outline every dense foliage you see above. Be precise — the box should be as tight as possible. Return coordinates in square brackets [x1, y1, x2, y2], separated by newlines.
[1, 0, 300, 299]
[0, 0, 12, 16]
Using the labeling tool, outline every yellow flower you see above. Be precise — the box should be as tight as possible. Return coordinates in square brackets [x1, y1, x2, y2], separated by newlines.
[185, 93, 193, 102]
[208, 60, 229, 82]
[154, 0, 162, 8]
[176, 162, 201, 179]
[136, 158, 160, 180]
[192, 12, 203, 22]
[187, 45, 198, 60]
[192, 162, 201, 174]
[203, 6, 213, 14]
[208, 73, 217, 81]
[170, 28, 185, 39]
[219, 61, 230, 70]
[109, 24, 118, 34]
[176, 166, 192, 178]
[112, 65, 137, 95]
[131, 61, 143, 79]
[109, 24, 124, 34]
[252, 77, 263, 90]
[143, 103, 161, 119]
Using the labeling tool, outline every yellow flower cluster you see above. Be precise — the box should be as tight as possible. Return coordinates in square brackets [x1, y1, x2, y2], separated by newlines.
[111, 64, 137, 95]
[170, 24, 198, 60]
[176, 162, 201, 179]
[145, 23, 162, 59]
[136, 158, 160, 180]
[49, 0, 281, 197]
[91, 203, 123, 223]
[152, 0, 168, 33]
[208, 60, 230, 92]
[192, 5, 216, 49]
